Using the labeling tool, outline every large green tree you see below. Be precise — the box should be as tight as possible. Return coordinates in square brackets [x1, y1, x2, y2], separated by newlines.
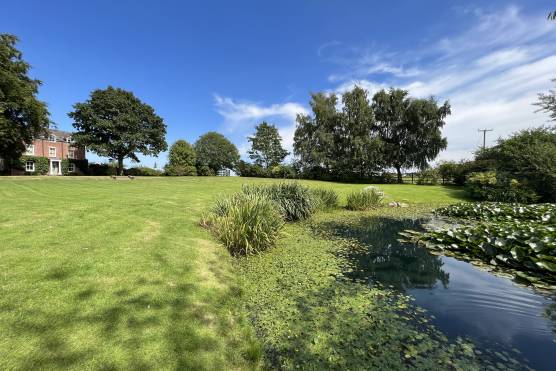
[293, 87, 383, 180]
[248, 122, 289, 169]
[294, 92, 342, 178]
[372, 88, 450, 183]
[0, 34, 50, 164]
[68, 86, 167, 175]
[341, 86, 383, 178]
[165, 139, 196, 176]
[194, 131, 240, 173]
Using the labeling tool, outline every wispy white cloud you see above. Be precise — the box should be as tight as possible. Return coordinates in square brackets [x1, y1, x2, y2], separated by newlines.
[213, 94, 308, 157]
[328, 6, 556, 161]
[216, 6, 556, 164]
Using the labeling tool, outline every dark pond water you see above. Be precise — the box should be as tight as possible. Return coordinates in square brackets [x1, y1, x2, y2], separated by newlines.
[320, 217, 556, 371]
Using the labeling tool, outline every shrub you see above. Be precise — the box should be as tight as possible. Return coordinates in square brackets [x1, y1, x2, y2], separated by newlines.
[164, 164, 197, 176]
[88, 162, 117, 176]
[197, 165, 215, 176]
[237, 161, 267, 177]
[126, 166, 162, 176]
[416, 168, 440, 185]
[346, 188, 383, 210]
[476, 126, 556, 202]
[465, 171, 538, 203]
[270, 165, 296, 179]
[201, 192, 284, 255]
[242, 182, 316, 221]
[311, 188, 339, 210]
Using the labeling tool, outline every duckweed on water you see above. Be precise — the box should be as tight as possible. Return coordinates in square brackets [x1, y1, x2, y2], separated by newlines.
[237, 208, 524, 370]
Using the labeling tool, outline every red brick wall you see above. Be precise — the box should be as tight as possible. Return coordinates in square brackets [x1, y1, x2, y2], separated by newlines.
[30, 139, 86, 160]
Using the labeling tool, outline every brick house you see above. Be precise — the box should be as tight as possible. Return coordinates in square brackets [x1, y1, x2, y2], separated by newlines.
[18, 130, 87, 175]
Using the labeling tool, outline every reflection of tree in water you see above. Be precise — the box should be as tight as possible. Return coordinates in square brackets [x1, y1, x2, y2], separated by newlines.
[544, 302, 556, 336]
[318, 217, 450, 291]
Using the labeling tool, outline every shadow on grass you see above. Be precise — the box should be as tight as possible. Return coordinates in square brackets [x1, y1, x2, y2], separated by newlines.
[6, 250, 255, 370]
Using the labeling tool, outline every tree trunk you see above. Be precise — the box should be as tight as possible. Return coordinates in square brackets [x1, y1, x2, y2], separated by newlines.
[118, 156, 124, 176]
[396, 166, 403, 184]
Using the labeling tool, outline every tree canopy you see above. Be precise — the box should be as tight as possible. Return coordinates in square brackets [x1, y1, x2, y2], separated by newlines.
[476, 126, 556, 202]
[534, 79, 556, 121]
[194, 131, 240, 173]
[68, 86, 167, 175]
[293, 86, 447, 182]
[372, 88, 450, 182]
[165, 139, 196, 176]
[248, 122, 289, 169]
[0, 34, 50, 164]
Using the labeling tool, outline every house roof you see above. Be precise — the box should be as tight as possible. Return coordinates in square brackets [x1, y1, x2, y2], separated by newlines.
[48, 129, 74, 138]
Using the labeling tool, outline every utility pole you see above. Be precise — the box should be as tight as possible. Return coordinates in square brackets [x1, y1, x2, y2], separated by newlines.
[478, 129, 493, 149]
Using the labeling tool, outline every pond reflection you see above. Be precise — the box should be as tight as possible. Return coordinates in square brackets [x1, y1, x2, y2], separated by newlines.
[315, 216, 556, 371]
[319, 217, 449, 290]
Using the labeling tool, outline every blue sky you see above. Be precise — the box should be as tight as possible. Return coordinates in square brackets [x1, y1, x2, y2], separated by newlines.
[3, 1, 556, 167]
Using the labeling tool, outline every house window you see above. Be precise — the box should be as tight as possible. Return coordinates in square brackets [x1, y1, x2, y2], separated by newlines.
[49, 134, 57, 142]
[25, 161, 35, 172]
[25, 145, 34, 155]
[68, 148, 76, 159]
[65, 136, 72, 143]
[49, 147, 56, 157]
[68, 163, 75, 173]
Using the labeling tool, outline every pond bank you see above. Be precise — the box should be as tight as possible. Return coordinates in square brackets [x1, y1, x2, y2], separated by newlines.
[237, 207, 525, 370]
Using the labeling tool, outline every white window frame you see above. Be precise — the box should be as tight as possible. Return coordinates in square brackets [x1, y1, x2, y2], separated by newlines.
[68, 148, 76, 159]
[68, 163, 75, 173]
[25, 161, 35, 172]
[25, 144, 34, 155]
[49, 134, 57, 142]
[48, 147, 56, 158]
[65, 136, 72, 143]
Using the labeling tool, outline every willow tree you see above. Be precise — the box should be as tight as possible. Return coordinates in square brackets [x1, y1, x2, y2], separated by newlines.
[372, 88, 450, 183]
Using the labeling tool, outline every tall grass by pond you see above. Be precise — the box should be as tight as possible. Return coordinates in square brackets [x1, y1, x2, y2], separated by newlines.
[201, 192, 284, 255]
[202, 182, 341, 255]
[346, 187, 384, 210]
[242, 182, 317, 221]
[311, 187, 339, 210]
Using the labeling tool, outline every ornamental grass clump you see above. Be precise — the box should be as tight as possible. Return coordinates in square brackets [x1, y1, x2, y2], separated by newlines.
[346, 187, 384, 211]
[201, 192, 284, 256]
[311, 187, 339, 210]
[242, 182, 316, 221]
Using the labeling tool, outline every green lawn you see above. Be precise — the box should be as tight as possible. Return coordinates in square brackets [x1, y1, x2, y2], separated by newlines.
[0, 177, 466, 370]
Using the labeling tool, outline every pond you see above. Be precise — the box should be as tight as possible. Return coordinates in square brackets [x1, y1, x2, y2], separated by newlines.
[320, 216, 556, 371]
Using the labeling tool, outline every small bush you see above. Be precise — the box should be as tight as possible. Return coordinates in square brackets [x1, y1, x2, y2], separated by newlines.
[311, 188, 339, 210]
[465, 171, 539, 203]
[242, 182, 316, 221]
[346, 188, 383, 210]
[164, 164, 197, 176]
[88, 163, 117, 176]
[201, 192, 284, 255]
[416, 168, 440, 185]
[126, 166, 162, 176]
[197, 165, 215, 176]
[270, 165, 296, 179]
